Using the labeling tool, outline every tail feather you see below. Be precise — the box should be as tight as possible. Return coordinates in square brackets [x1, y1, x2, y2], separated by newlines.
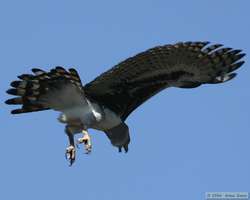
[105, 123, 130, 153]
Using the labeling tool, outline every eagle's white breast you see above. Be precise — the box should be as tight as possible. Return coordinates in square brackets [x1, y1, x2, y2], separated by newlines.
[59, 97, 121, 131]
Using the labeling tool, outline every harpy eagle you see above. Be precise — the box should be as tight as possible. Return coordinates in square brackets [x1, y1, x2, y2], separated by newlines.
[5, 41, 245, 165]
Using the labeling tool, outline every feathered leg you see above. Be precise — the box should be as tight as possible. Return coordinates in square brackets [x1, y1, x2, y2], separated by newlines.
[65, 125, 77, 166]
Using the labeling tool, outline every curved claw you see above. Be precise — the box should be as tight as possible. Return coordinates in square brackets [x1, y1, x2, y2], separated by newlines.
[65, 145, 76, 166]
[85, 144, 92, 154]
[77, 136, 92, 154]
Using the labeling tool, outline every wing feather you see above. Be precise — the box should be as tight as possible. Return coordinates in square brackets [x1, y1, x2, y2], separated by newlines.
[6, 67, 84, 114]
[84, 41, 245, 120]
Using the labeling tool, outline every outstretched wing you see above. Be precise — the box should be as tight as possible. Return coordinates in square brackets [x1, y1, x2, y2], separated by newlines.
[84, 41, 245, 121]
[6, 67, 84, 114]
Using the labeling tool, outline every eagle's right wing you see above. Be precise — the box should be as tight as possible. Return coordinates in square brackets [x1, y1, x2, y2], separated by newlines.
[84, 42, 245, 121]
[5, 67, 84, 114]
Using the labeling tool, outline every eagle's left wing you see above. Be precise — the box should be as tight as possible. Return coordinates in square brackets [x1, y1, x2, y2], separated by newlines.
[6, 67, 84, 114]
[84, 41, 245, 121]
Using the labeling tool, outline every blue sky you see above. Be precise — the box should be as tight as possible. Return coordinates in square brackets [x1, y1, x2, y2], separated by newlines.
[0, 1, 249, 199]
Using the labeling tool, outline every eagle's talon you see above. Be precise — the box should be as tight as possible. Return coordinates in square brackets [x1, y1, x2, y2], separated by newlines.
[85, 144, 92, 154]
[77, 134, 92, 154]
[65, 145, 76, 165]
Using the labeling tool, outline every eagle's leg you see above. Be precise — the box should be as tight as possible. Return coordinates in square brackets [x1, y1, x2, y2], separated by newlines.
[65, 125, 76, 166]
[77, 130, 92, 154]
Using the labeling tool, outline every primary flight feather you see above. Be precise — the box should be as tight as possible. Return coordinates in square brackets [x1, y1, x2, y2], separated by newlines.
[5, 41, 245, 165]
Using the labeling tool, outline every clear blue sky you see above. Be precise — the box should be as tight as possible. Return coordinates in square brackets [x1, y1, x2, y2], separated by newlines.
[0, 1, 249, 199]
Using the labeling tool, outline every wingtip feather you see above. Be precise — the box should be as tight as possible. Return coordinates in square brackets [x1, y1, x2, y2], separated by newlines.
[5, 97, 23, 105]
[6, 88, 17, 95]
[11, 109, 23, 114]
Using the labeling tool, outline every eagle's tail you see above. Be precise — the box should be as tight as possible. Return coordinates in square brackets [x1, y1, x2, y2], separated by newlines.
[5, 67, 82, 114]
[104, 122, 130, 153]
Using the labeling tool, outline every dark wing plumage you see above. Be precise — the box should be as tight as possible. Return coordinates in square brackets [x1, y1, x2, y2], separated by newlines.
[6, 67, 84, 114]
[84, 41, 245, 121]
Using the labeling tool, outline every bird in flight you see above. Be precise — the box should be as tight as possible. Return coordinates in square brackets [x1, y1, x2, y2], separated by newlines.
[5, 41, 245, 165]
